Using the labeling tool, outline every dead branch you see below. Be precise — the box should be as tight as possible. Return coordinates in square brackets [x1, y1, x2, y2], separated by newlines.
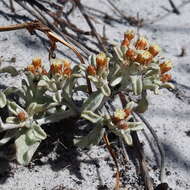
[119, 93, 154, 190]
[73, 0, 107, 52]
[134, 113, 165, 184]
[103, 134, 120, 190]
[168, 0, 180, 15]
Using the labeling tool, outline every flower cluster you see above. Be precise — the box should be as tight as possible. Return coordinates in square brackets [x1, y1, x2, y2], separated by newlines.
[26, 57, 48, 75]
[26, 58, 73, 78]
[0, 30, 175, 166]
[122, 31, 160, 65]
[121, 30, 172, 83]
[87, 52, 109, 76]
[80, 52, 111, 96]
[159, 61, 172, 82]
[111, 109, 132, 130]
[50, 59, 72, 77]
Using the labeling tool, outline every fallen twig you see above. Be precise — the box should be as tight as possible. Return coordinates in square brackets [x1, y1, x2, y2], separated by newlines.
[168, 0, 180, 15]
[106, 0, 143, 26]
[73, 0, 107, 52]
[103, 134, 120, 190]
[119, 93, 154, 190]
[134, 112, 165, 184]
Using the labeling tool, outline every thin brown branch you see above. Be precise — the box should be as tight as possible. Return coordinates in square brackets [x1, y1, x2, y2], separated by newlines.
[73, 0, 107, 52]
[131, 132, 154, 190]
[14, 0, 91, 57]
[119, 93, 154, 190]
[0, 23, 28, 32]
[106, 0, 143, 26]
[168, 0, 180, 15]
[0, 21, 84, 65]
[9, 0, 15, 12]
[103, 134, 120, 190]
[134, 112, 165, 184]
[0, 20, 93, 95]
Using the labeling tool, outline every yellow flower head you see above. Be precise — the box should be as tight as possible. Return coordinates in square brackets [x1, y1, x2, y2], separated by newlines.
[149, 44, 161, 57]
[17, 112, 27, 122]
[50, 63, 63, 74]
[125, 48, 137, 61]
[26, 64, 35, 74]
[159, 61, 172, 74]
[124, 30, 135, 41]
[96, 52, 108, 71]
[160, 73, 172, 82]
[87, 65, 97, 76]
[135, 37, 149, 50]
[32, 57, 42, 68]
[136, 50, 153, 65]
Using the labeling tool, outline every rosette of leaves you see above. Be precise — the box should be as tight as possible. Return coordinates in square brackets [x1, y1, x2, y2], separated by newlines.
[75, 101, 143, 147]
[107, 31, 174, 113]
[0, 58, 79, 165]
[0, 95, 47, 165]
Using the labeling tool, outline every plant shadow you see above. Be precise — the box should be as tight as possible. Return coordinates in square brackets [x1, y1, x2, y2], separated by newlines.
[31, 117, 95, 180]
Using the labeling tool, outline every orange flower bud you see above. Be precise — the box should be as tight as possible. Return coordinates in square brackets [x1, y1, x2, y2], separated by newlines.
[136, 51, 153, 65]
[121, 38, 130, 47]
[87, 65, 96, 76]
[42, 68, 48, 75]
[125, 48, 137, 61]
[17, 112, 27, 122]
[112, 109, 131, 129]
[149, 44, 160, 57]
[124, 109, 131, 118]
[116, 120, 129, 130]
[63, 67, 72, 77]
[50, 63, 63, 74]
[124, 30, 135, 41]
[159, 61, 172, 74]
[112, 109, 126, 124]
[96, 53, 108, 71]
[32, 58, 42, 68]
[63, 60, 71, 68]
[26, 64, 35, 73]
[160, 74, 172, 82]
[135, 37, 149, 50]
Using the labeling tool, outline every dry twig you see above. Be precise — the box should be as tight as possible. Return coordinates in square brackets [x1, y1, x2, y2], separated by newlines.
[119, 93, 154, 190]
[103, 134, 120, 190]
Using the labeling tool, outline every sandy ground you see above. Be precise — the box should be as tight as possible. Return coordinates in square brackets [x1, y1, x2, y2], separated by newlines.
[0, 0, 190, 189]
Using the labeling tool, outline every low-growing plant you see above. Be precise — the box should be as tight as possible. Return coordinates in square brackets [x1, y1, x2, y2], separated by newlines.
[0, 21, 174, 188]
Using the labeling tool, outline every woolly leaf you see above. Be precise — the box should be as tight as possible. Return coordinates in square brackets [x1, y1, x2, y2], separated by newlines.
[52, 90, 62, 103]
[0, 91, 7, 108]
[110, 76, 122, 87]
[8, 101, 25, 116]
[81, 91, 104, 112]
[27, 103, 46, 116]
[121, 130, 133, 146]
[74, 125, 105, 148]
[15, 124, 46, 165]
[0, 66, 19, 76]
[131, 75, 142, 95]
[15, 133, 40, 165]
[161, 82, 175, 89]
[125, 101, 136, 110]
[0, 129, 17, 146]
[100, 83, 111, 96]
[6, 117, 18, 124]
[81, 111, 102, 123]
[3, 87, 25, 98]
[135, 95, 149, 113]
[37, 80, 49, 88]
[26, 123, 47, 143]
